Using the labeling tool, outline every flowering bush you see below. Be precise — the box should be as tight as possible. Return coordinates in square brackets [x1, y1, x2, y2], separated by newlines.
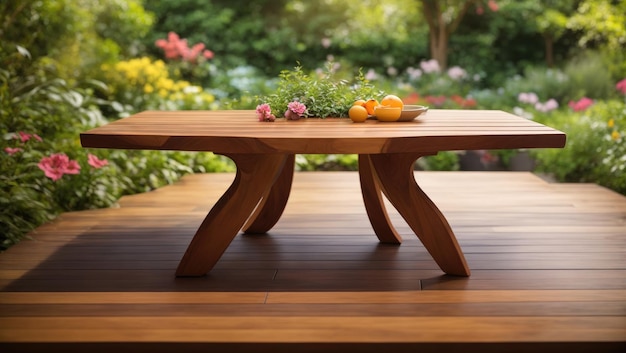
[101, 57, 215, 114]
[533, 99, 625, 194]
[403, 60, 475, 98]
[154, 32, 215, 87]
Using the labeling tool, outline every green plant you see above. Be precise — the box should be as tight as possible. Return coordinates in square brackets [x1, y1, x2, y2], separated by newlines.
[260, 62, 386, 118]
[99, 57, 216, 113]
[418, 152, 460, 171]
[532, 100, 625, 194]
[295, 154, 358, 171]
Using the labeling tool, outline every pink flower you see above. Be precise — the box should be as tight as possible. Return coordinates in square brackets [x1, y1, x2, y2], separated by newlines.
[488, 0, 499, 12]
[155, 31, 214, 63]
[447, 66, 467, 80]
[4, 147, 22, 155]
[535, 98, 559, 113]
[616, 78, 626, 94]
[285, 101, 307, 120]
[17, 131, 42, 143]
[87, 154, 108, 169]
[287, 101, 307, 116]
[476, 6, 484, 15]
[518, 92, 539, 104]
[568, 97, 594, 112]
[38, 153, 81, 181]
[420, 59, 440, 74]
[256, 103, 275, 122]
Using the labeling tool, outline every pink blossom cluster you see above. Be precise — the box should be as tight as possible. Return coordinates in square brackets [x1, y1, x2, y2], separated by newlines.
[534, 99, 559, 113]
[256, 103, 276, 122]
[518, 92, 539, 105]
[447, 66, 467, 80]
[420, 59, 441, 74]
[568, 97, 594, 112]
[4, 147, 22, 155]
[406, 67, 423, 80]
[87, 154, 108, 168]
[38, 153, 81, 181]
[616, 78, 626, 94]
[17, 131, 42, 143]
[4, 131, 43, 155]
[285, 101, 307, 120]
[155, 32, 214, 63]
[476, 0, 499, 14]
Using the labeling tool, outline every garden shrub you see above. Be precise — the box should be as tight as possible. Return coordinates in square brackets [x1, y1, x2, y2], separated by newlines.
[533, 100, 625, 194]
[563, 51, 614, 101]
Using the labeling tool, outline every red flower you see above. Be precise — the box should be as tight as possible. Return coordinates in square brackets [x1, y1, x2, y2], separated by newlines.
[87, 154, 109, 169]
[403, 92, 421, 105]
[38, 153, 81, 181]
[425, 95, 447, 107]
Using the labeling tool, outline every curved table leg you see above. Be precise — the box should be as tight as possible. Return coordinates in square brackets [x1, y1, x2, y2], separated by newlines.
[243, 154, 295, 234]
[368, 153, 471, 276]
[176, 153, 288, 277]
[358, 154, 403, 244]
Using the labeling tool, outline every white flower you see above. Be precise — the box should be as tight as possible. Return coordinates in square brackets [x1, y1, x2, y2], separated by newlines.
[518, 92, 539, 104]
[447, 66, 467, 80]
[419, 59, 440, 74]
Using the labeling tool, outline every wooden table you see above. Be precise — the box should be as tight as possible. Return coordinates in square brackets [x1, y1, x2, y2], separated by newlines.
[80, 110, 566, 277]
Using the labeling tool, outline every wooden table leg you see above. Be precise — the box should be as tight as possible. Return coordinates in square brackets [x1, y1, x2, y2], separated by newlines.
[176, 153, 288, 277]
[367, 153, 471, 276]
[358, 154, 402, 244]
[242, 154, 295, 234]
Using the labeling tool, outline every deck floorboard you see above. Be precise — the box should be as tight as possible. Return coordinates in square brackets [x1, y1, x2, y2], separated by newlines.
[1, 171, 625, 352]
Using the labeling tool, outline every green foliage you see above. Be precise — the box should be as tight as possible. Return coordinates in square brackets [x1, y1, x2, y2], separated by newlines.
[567, 0, 626, 50]
[295, 154, 358, 172]
[419, 152, 461, 171]
[563, 51, 614, 100]
[98, 57, 216, 113]
[261, 63, 385, 118]
[533, 100, 626, 194]
[502, 66, 571, 103]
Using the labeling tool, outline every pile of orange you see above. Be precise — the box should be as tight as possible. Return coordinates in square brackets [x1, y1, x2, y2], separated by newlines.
[349, 94, 404, 122]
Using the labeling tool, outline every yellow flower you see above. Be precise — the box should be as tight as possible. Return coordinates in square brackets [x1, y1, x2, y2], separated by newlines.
[608, 119, 614, 128]
[144, 84, 154, 94]
[611, 130, 620, 141]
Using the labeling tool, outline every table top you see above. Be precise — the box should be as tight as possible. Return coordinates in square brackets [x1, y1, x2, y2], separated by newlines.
[80, 110, 566, 154]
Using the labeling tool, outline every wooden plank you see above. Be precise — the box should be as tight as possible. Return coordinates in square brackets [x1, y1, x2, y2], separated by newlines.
[1, 317, 624, 342]
[1, 171, 625, 351]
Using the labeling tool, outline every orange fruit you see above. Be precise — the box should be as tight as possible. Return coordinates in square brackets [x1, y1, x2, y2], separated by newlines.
[363, 99, 380, 115]
[348, 105, 368, 122]
[353, 99, 367, 107]
[381, 94, 404, 109]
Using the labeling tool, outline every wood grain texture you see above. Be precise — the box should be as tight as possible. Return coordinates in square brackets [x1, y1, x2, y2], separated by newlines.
[358, 154, 403, 244]
[1, 171, 624, 352]
[80, 110, 566, 154]
[243, 154, 295, 234]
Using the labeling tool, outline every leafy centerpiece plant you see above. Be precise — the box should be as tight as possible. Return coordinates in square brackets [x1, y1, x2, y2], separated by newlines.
[256, 62, 385, 121]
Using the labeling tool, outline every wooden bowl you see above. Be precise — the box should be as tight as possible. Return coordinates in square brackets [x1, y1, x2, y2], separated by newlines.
[398, 105, 429, 121]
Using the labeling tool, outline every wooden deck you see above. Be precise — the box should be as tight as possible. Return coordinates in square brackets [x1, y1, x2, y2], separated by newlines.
[1, 171, 625, 352]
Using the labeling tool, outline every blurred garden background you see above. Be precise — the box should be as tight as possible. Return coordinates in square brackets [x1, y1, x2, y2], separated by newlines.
[1, 0, 625, 249]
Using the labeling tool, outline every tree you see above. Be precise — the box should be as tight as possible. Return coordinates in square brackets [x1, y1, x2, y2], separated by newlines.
[419, 0, 498, 70]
